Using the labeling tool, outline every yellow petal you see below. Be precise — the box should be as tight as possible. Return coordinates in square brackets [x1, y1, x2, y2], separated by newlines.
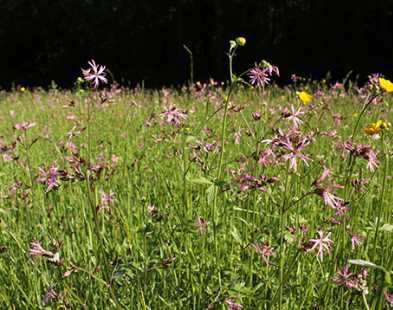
[296, 91, 313, 104]
[379, 77, 393, 92]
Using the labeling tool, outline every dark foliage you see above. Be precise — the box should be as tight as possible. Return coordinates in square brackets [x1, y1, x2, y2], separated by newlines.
[1, 0, 393, 88]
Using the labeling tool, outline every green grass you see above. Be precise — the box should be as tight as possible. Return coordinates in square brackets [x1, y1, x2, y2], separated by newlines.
[0, 83, 392, 309]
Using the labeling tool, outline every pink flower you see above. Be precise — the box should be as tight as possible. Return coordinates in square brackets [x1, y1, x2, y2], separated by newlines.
[307, 230, 333, 261]
[97, 191, 116, 213]
[248, 66, 270, 87]
[281, 137, 311, 171]
[334, 266, 369, 293]
[258, 147, 276, 166]
[384, 292, 393, 308]
[333, 265, 355, 289]
[252, 111, 261, 121]
[82, 59, 108, 88]
[248, 61, 279, 87]
[233, 131, 241, 145]
[350, 233, 364, 250]
[318, 189, 345, 210]
[37, 163, 66, 193]
[254, 242, 274, 265]
[313, 167, 345, 210]
[224, 298, 242, 310]
[195, 216, 209, 235]
[332, 113, 344, 126]
[281, 105, 304, 127]
[29, 241, 55, 258]
[14, 121, 36, 131]
[338, 141, 379, 171]
[42, 287, 57, 306]
[161, 106, 187, 126]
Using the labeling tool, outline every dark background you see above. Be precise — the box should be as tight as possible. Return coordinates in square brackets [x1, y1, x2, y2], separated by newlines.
[1, 0, 393, 88]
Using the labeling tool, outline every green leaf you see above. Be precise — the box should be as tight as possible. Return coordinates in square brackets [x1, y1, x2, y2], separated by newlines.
[381, 223, 393, 233]
[348, 259, 379, 269]
[231, 226, 243, 246]
[206, 184, 216, 205]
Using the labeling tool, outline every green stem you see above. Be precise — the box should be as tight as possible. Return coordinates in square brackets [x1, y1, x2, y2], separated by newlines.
[212, 85, 235, 228]
[279, 166, 291, 309]
[351, 93, 380, 141]
[373, 131, 389, 257]
[211, 43, 238, 248]
[362, 293, 370, 310]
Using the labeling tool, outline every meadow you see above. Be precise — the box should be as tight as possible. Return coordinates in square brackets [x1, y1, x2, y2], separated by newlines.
[1, 42, 393, 309]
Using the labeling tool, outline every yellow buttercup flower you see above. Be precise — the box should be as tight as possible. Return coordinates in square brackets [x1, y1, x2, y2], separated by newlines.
[379, 77, 393, 92]
[364, 119, 390, 135]
[20, 87, 26, 92]
[296, 91, 313, 104]
[364, 123, 379, 135]
[236, 37, 246, 46]
[375, 119, 389, 130]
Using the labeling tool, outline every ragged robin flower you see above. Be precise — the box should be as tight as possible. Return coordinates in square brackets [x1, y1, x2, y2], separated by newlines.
[296, 91, 313, 104]
[364, 120, 390, 136]
[379, 77, 393, 92]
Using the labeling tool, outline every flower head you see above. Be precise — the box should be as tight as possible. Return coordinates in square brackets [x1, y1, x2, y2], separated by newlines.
[82, 59, 108, 88]
[248, 66, 270, 87]
[224, 298, 242, 309]
[42, 287, 57, 306]
[307, 230, 333, 261]
[296, 91, 313, 104]
[37, 163, 66, 193]
[350, 233, 364, 250]
[333, 265, 355, 289]
[235, 37, 246, 46]
[379, 77, 393, 92]
[14, 122, 36, 131]
[254, 242, 274, 265]
[29, 241, 55, 258]
[97, 191, 117, 213]
[384, 292, 393, 308]
[364, 120, 390, 136]
[248, 61, 279, 87]
[161, 106, 188, 126]
[195, 216, 209, 235]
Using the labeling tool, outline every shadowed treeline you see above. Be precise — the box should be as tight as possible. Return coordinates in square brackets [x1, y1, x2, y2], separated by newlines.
[1, 0, 393, 88]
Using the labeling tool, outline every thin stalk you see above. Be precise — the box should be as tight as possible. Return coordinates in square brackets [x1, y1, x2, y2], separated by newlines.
[183, 44, 194, 86]
[212, 84, 235, 237]
[351, 93, 380, 140]
[279, 166, 291, 309]
[211, 43, 239, 245]
[372, 131, 389, 257]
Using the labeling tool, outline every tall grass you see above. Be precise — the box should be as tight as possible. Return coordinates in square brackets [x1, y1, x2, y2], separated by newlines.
[0, 80, 392, 309]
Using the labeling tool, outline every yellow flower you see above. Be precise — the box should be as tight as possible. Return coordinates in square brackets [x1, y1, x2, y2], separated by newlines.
[296, 91, 313, 104]
[379, 77, 393, 92]
[364, 123, 379, 135]
[375, 119, 390, 130]
[20, 87, 26, 92]
[236, 37, 246, 46]
[364, 119, 390, 135]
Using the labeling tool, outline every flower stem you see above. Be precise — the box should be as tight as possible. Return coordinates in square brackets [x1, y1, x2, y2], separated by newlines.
[372, 131, 389, 257]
